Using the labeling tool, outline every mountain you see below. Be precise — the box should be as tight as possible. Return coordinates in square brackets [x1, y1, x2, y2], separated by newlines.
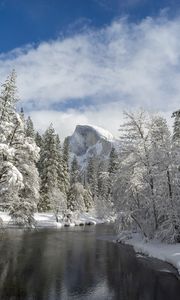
[67, 125, 118, 167]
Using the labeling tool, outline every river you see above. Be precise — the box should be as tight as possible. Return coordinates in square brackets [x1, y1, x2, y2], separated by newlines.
[0, 224, 179, 300]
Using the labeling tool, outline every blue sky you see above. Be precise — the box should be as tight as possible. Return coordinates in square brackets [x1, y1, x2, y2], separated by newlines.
[0, 0, 180, 137]
[0, 0, 180, 53]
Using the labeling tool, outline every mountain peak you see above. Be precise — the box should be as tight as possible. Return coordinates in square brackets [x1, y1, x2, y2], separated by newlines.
[75, 124, 115, 142]
[67, 124, 116, 166]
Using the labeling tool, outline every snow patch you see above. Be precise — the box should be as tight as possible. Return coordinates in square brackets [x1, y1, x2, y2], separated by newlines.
[0, 211, 107, 228]
[85, 124, 115, 141]
[118, 234, 180, 275]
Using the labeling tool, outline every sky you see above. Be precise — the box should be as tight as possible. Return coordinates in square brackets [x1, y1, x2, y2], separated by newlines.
[1, 0, 180, 138]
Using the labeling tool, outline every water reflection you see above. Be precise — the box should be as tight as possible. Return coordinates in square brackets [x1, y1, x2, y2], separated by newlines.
[0, 225, 179, 299]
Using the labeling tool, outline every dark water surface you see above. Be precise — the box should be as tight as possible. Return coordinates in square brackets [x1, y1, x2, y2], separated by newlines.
[0, 224, 180, 300]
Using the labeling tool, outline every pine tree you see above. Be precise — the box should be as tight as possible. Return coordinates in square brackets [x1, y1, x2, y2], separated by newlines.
[70, 156, 80, 184]
[35, 131, 44, 176]
[67, 182, 86, 212]
[0, 71, 40, 227]
[83, 187, 93, 212]
[97, 162, 113, 218]
[35, 131, 43, 149]
[0, 69, 18, 131]
[62, 138, 70, 196]
[38, 125, 67, 217]
[55, 134, 66, 197]
[107, 147, 119, 200]
[108, 147, 119, 175]
[97, 161, 108, 199]
[38, 125, 59, 211]
[0, 70, 23, 210]
[9, 111, 40, 226]
[86, 156, 98, 201]
[25, 116, 35, 138]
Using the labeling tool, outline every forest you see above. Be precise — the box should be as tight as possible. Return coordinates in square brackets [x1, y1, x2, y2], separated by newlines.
[0, 71, 180, 244]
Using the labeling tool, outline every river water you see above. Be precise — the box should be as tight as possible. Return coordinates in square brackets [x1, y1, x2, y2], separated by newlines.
[0, 224, 179, 300]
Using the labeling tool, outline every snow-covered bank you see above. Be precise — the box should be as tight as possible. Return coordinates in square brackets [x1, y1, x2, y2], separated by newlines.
[0, 211, 109, 228]
[117, 234, 180, 276]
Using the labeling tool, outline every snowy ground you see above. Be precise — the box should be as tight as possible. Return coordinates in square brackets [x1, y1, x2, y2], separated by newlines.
[117, 234, 180, 276]
[0, 211, 108, 228]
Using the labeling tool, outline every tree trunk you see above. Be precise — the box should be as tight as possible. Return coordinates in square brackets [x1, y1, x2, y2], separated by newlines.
[150, 175, 158, 230]
[131, 213, 147, 238]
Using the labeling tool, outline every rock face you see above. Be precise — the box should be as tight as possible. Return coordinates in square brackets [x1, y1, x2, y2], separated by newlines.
[67, 125, 117, 166]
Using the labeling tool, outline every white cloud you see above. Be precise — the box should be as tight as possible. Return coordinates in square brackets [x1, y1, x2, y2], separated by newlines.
[0, 15, 180, 137]
[29, 105, 174, 140]
[29, 104, 124, 140]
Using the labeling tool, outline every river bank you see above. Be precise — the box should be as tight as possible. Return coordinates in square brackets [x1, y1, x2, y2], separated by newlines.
[117, 233, 180, 276]
[0, 211, 109, 228]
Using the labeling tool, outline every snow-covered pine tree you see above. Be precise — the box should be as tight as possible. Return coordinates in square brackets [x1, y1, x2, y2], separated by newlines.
[108, 147, 118, 190]
[86, 156, 98, 201]
[68, 156, 93, 213]
[62, 138, 70, 196]
[35, 131, 44, 176]
[83, 186, 93, 212]
[38, 125, 66, 218]
[0, 70, 24, 211]
[106, 147, 119, 213]
[97, 162, 106, 198]
[25, 116, 35, 138]
[55, 134, 67, 200]
[0, 70, 17, 132]
[108, 147, 119, 175]
[35, 131, 43, 149]
[70, 156, 80, 184]
[0, 71, 40, 227]
[96, 161, 113, 218]
[67, 182, 86, 212]
[38, 124, 58, 211]
[8, 108, 40, 227]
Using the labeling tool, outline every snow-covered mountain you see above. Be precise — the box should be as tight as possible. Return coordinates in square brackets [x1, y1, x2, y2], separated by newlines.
[67, 125, 118, 166]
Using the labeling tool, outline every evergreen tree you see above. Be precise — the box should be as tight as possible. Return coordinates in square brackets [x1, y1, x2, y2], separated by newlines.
[38, 125, 59, 211]
[55, 134, 69, 212]
[9, 110, 40, 226]
[86, 156, 98, 201]
[97, 161, 108, 199]
[0, 69, 17, 131]
[35, 131, 44, 176]
[97, 162, 113, 218]
[0, 71, 23, 210]
[0, 71, 40, 227]
[25, 116, 35, 138]
[83, 187, 93, 212]
[67, 182, 86, 212]
[35, 131, 43, 149]
[70, 156, 80, 184]
[62, 138, 70, 196]
[38, 125, 67, 217]
[108, 147, 119, 175]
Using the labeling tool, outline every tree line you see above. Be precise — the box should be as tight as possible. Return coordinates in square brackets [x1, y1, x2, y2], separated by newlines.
[113, 110, 180, 243]
[2, 71, 180, 244]
[0, 71, 117, 227]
